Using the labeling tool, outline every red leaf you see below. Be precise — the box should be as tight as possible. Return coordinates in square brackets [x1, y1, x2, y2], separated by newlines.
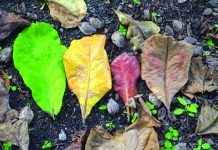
[111, 52, 140, 107]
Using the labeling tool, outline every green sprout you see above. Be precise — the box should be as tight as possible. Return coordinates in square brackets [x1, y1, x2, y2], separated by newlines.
[132, 0, 140, 5]
[173, 97, 198, 117]
[10, 86, 17, 91]
[165, 127, 179, 141]
[194, 138, 213, 150]
[207, 39, 214, 49]
[40, 3, 46, 10]
[7, 75, 13, 80]
[98, 104, 107, 110]
[105, 121, 116, 130]
[160, 140, 176, 150]
[123, 111, 138, 123]
[42, 140, 52, 149]
[214, 24, 218, 32]
[118, 24, 127, 36]
[146, 101, 157, 115]
[0, 46, 2, 52]
[151, 12, 158, 23]
[3, 142, 13, 150]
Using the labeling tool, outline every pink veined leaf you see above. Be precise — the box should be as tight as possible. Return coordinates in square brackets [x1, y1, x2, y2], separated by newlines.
[111, 52, 140, 110]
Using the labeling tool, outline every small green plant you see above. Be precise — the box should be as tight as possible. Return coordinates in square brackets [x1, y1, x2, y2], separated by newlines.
[132, 0, 140, 5]
[194, 138, 213, 150]
[173, 97, 198, 117]
[7, 75, 13, 80]
[98, 104, 107, 110]
[0, 46, 2, 52]
[118, 24, 127, 36]
[42, 140, 52, 149]
[10, 86, 17, 91]
[207, 39, 214, 49]
[214, 24, 218, 32]
[123, 111, 138, 123]
[165, 127, 179, 141]
[3, 142, 12, 150]
[151, 12, 158, 23]
[160, 140, 176, 150]
[146, 101, 157, 115]
[105, 121, 116, 130]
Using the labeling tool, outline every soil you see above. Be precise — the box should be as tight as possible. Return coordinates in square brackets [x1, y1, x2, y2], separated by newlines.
[0, 0, 218, 150]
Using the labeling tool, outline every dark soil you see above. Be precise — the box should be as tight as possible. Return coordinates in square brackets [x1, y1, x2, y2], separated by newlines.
[0, 0, 218, 150]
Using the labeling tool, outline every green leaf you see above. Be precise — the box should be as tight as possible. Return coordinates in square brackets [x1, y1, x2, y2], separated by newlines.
[118, 24, 127, 36]
[132, 0, 140, 4]
[188, 112, 195, 117]
[172, 130, 179, 137]
[177, 97, 187, 106]
[198, 138, 203, 146]
[186, 104, 198, 113]
[165, 132, 173, 139]
[202, 143, 211, 149]
[98, 105, 107, 110]
[10, 86, 17, 91]
[172, 136, 178, 141]
[173, 108, 184, 115]
[146, 101, 154, 110]
[13, 22, 67, 116]
[207, 39, 214, 49]
[171, 146, 176, 150]
[164, 140, 172, 148]
[169, 126, 174, 132]
[152, 109, 157, 115]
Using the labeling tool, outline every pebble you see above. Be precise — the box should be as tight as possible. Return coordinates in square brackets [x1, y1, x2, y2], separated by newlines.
[212, 12, 218, 16]
[0, 47, 12, 62]
[209, 0, 218, 7]
[78, 22, 96, 35]
[19, 106, 34, 123]
[89, 17, 104, 29]
[20, 2, 27, 13]
[115, 93, 119, 101]
[107, 98, 119, 115]
[59, 28, 63, 33]
[193, 46, 203, 56]
[178, 0, 187, 3]
[158, 108, 166, 120]
[59, 129, 67, 141]
[111, 31, 125, 48]
[184, 36, 197, 45]
[143, 9, 150, 20]
[149, 93, 161, 108]
[164, 25, 174, 36]
[176, 143, 187, 150]
[207, 139, 214, 145]
[172, 20, 184, 32]
[213, 8, 218, 12]
[203, 8, 213, 15]
[27, 13, 38, 20]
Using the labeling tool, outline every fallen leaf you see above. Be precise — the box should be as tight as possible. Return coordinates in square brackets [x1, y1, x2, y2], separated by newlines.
[141, 34, 195, 109]
[45, 0, 87, 28]
[183, 57, 218, 99]
[65, 130, 86, 150]
[195, 103, 218, 135]
[85, 97, 160, 150]
[114, 10, 160, 52]
[0, 9, 30, 41]
[206, 54, 218, 72]
[63, 35, 112, 122]
[111, 52, 140, 111]
[13, 22, 67, 116]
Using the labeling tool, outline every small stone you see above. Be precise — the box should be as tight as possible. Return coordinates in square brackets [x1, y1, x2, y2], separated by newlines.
[212, 12, 218, 16]
[20, 2, 27, 13]
[115, 93, 119, 101]
[107, 98, 119, 115]
[193, 46, 203, 56]
[143, 9, 150, 20]
[184, 36, 197, 45]
[176, 143, 187, 150]
[59, 129, 67, 141]
[19, 106, 34, 123]
[178, 0, 187, 3]
[207, 139, 214, 145]
[27, 13, 38, 20]
[157, 17, 162, 24]
[100, 115, 105, 119]
[158, 108, 166, 120]
[209, 0, 218, 7]
[111, 31, 125, 48]
[59, 28, 63, 33]
[78, 22, 96, 35]
[203, 8, 213, 15]
[89, 17, 104, 28]
[164, 25, 174, 36]
[213, 8, 218, 12]
[172, 20, 184, 32]
[0, 47, 12, 62]
[149, 93, 161, 108]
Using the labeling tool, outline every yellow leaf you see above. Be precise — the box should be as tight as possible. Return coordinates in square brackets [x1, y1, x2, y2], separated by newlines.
[63, 35, 112, 122]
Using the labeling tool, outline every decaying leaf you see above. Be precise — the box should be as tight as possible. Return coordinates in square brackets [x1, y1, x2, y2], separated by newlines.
[46, 0, 87, 28]
[183, 57, 218, 99]
[63, 35, 112, 122]
[195, 103, 218, 135]
[141, 34, 195, 109]
[85, 98, 160, 150]
[111, 52, 140, 111]
[0, 9, 30, 41]
[114, 10, 160, 52]
[65, 130, 86, 150]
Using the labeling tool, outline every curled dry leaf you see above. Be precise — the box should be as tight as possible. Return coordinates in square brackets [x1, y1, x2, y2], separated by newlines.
[195, 103, 218, 135]
[111, 52, 140, 112]
[183, 57, 218, 99]
[65, 130, 86, 150]
[85, 98, 160, 150]
[0, 9, 30, 41]
[63, 35, 112, 122]
[114, 10, 160, 52]
[141, 34, 195, 109]
[45, 0, 87, 28]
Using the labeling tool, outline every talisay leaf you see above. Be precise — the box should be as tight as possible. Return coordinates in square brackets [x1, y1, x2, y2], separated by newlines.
[195, 103, 218, 135]
[45, 0, 87, 28]
[0, 9, 30, 41]
[63, 35, 112, 122]
[183, 57, 218, 99]
[114, 10, 160, 52]
[141, 34, 194, 109]
[111, 52, 140, 111]
[13, 22, 67, 116]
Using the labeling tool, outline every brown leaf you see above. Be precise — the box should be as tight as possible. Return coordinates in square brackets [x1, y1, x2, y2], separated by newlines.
[141, 34, 195, 109]
[85, 98, 160, 150]
[195, 103, 218, 135]
[46, 0, 87, 28]
[183, 57, 218, 99]
[0, 9, 30, 41]
[65, 130, 86, 150]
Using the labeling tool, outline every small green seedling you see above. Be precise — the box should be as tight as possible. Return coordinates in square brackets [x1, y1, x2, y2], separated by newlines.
[132, 0, 140, 5]
[151, 12, 158, 23]
[105, 121, 116, 130]
[118, 24, 127, 36]
[146, 101, 157, 115]
[173, 97, 198, 117]
[3, 142, 12, 150]
[40, 3, 46, 10]
[194, 138, 213, 150]
[160, 140, 176, 150]
[0, 46, 2, 52]
[207, 39, 214, 49]
[214, 24, 218, 32]
[123, 111, 138, 123]
[98, 104, 107, 110]
[165, 127, 179, 141]
[7, 75, 13, 80]
[42, 140, 52, 149]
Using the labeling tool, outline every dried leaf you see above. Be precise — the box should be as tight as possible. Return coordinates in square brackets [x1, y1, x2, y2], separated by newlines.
[46, 0, 87, 28]
[85, 98, 160, 150]
[111, 52, 140, 111]
[114, 10, 160, 52]
[195, 103, 218, 135]
[141, 34, 195, 109]
[183, 57, 218, 99]
[65, 130, 86, 150]
[63, 35, 112, 122]
[0, 9, 30, 41]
